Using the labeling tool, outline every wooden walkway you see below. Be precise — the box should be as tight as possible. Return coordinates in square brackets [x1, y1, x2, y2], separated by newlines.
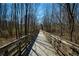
[0, 30, 79, 56]
[29, 30, 58, 56]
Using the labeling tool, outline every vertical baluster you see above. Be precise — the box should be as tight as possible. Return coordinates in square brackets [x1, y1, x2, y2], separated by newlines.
[4, 49, 8, 56]
[18, 40, 21, 56]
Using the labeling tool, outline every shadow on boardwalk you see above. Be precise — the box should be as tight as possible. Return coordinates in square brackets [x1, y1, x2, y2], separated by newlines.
[29, 30, 58, 56]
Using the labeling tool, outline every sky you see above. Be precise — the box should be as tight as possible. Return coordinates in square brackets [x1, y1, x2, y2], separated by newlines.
[36, 4, 53, 23]
[3, 3, 60, 24]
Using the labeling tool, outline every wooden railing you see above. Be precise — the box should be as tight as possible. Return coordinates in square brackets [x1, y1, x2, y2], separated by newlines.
[0, 32, 38, 56]
[44, 31, 79, 56]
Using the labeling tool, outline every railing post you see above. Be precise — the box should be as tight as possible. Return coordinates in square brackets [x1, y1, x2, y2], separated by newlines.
[4, 49, 8, 56]
[25, 36, 27, 55]
[18, 41, 21, 56]
[25, 35, 29, 56]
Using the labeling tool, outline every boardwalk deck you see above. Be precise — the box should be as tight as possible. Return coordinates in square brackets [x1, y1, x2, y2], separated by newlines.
[29, 30, 58, 56]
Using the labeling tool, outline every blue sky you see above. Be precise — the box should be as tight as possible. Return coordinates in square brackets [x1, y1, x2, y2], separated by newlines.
[4, 3, 60, 23]
[36, 3, 53, 23]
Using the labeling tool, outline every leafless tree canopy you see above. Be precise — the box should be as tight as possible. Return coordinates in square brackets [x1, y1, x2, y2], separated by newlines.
[0, 3, 79, 46]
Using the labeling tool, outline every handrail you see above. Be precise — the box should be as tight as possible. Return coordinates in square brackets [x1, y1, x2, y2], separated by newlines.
[0, 35, 28, 49]
[50, 35, 79, 55]
[0, 32, 39, 56]
[44, 31, 79, 56]
[50, 35, 79, 49]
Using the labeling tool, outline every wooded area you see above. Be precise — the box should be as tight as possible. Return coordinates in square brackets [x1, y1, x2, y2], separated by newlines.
[0, 3, 79, 48]
[42, 3, 79, 45]
[0, 3, 39, 46]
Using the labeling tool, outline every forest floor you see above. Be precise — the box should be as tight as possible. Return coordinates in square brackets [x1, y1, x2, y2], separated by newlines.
[29, 30, 58, 56]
